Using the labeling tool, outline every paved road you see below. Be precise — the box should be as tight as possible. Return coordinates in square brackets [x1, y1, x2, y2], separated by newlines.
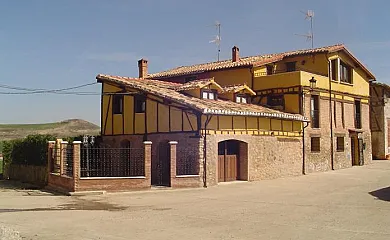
[1, 161, 390, 240]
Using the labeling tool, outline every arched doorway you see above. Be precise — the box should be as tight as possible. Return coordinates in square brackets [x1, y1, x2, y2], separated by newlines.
[218, 140, 248, 182]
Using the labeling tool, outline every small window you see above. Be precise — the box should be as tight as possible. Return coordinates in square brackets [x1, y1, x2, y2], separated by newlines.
[339, 61, 352, 83]
[184, 75, 197, 83]
[354, 100, 361, 129]
[311, 137, 320, 152]
[267, 94, 284, 107]
[266, 65, 273, 75]
[113, 95, 123, 114]
[201, 90, 217, 100]
[331, 59, 337, 81]
[311, 95, 320, 128]
[236, 94, 248, 103]
[134, 95, 146, 113]
[336, 137, 344, 152]
[286, 62, 296, 72]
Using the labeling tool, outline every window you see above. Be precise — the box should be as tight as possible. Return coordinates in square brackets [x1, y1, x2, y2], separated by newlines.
[341, 102, 345, 128]
[266, 65, 273, 75]
[311, 137, 320, 152]
[286, 62, 296, 72]
[331, 59, 337, 81]
[339, 61, 352, 83]
[134, 95, 146, 113]
[184, 75, 197, 83]
[310, 95, 320, 128]
[336, 137, 344, 152]
[113, 95, 123, 114]
[267, 94, 284, 108]
[355, 100, 361, 129]
[236, 94, 248, 103]
[201, 90, 217, 100]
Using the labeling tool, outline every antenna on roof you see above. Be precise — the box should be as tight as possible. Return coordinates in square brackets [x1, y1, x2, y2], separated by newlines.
[295, 10, 314, 48]
[209, 21, 221, 61]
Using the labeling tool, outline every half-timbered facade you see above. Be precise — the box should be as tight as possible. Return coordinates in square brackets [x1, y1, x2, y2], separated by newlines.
[97, 74, 307, 187]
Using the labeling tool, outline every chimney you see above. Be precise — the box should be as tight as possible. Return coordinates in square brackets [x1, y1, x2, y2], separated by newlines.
[138, 59, 148, 78]
[232, 46, 240, 62]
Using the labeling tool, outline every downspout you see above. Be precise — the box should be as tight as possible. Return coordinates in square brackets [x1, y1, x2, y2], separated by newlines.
[326, 53, 335, 170]
[302, 121, 309, 175]
[202, 115, 212, 188]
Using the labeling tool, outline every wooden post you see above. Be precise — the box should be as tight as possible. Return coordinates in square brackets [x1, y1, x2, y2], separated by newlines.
[169, 141, 178, 187]
[72, 141, 81, 192]
[144, 141, 152, 187]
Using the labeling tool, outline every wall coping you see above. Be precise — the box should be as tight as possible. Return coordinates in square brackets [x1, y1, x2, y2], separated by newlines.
[143, 141, 152, 145]
[79, 176, 146, 180]
[176, 175, 200, 178]
[61, 141, 69, 144]
[73, 141, 82, 144]
[48, 141, 55, 143]
[169, 141, 178, 145]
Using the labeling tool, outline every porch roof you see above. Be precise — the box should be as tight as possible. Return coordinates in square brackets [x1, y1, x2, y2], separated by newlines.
[96, 74, 308, 122]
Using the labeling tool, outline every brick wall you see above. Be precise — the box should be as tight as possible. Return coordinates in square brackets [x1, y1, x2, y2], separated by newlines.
[304, 95, 372, 173]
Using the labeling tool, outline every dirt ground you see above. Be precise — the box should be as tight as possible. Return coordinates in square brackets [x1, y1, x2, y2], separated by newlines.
[1, 161, 390, 240]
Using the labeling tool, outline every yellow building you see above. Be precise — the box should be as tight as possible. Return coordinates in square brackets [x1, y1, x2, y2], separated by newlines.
[97, 74, 307, 188]
[147, 44, 376, 174]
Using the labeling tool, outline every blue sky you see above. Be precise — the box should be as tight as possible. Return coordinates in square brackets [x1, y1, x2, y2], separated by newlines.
[0, 0, 389, 125]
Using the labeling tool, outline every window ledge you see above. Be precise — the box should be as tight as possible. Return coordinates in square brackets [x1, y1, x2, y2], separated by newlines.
[310, 151, 321, 153]
[340, 81, 353, 86]
[176, 175, 200, 178]
[331, 79, 338, 83]
[80, 176, 146, 180]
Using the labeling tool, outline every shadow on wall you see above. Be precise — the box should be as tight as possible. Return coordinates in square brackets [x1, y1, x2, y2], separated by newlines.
[369, 186, 390, 201]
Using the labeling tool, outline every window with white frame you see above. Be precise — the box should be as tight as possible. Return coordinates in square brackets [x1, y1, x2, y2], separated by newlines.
[236, 94, 248, 103]
[201, 90, 217, 100]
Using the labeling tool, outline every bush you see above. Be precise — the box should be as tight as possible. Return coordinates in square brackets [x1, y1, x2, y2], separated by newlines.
[3, 134, 56, 167]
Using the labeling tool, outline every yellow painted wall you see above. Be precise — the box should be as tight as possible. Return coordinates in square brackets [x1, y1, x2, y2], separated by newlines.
[183, 89, 201, 98]
[270, 119, 282, 131]
[101, 82, 304, 136]
[293, 121, 302, 132]
[259, 118, 271, 130]
[275, 53, 328, 76]
[158, 104, 169, 132]
[183, 112, 197, 131]
[282, 120, 293, 132]
[253, 71, 302, 90]
[233, 116, 246, 130]
[124, 96, 133, 134]
[211, 68, 252, 88]
[284, 94, 300, 113]
[147, 100, 157, 133]
[219, 116, 233, 130]
[247, 117, 258, 130]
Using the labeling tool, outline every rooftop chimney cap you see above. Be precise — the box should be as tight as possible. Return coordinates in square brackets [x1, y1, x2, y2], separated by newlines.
[232, 46, 240, 62]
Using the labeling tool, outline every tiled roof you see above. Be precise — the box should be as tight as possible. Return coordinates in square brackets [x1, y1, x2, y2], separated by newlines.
[147, 44, 375, 80]
[175, 78, 223, 92]
[222, 84, 256, 95]
[96, 74, 308, 121]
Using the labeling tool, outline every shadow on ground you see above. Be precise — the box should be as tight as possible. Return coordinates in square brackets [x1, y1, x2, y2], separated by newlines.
[369, 186, 390, 201]
[0, 180, 61, 196]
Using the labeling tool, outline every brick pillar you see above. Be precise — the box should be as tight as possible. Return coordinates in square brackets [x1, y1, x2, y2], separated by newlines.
[143, 141, 152, 187]
[60, 141, 68, 176]
[47, 141, 55, 176]
[169, 141, 178, 187]
[73, 141, 81, 192]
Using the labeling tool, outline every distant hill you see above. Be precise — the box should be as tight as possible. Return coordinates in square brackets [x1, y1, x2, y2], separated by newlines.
[0, 119, 100, 142]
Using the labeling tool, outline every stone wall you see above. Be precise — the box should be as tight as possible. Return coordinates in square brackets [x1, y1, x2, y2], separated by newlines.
[203, 134, 303, 186]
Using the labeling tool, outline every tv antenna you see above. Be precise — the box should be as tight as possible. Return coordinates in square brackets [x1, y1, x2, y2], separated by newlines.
[295, 10, 314, 48]
[209, 21, 221, 61]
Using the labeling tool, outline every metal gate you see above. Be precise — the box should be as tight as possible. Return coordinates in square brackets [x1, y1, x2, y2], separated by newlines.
[152, 142, 170, 186]
[358, 138, 364, 166]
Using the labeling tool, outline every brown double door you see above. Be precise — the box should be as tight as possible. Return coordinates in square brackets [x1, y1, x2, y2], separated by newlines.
[218, 141, 239, 182]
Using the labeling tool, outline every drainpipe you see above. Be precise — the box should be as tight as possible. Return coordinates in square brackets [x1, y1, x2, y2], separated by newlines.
[326, 53, 335, 170]
[202, 115, 212, 188]
[302, 121, 309, 175]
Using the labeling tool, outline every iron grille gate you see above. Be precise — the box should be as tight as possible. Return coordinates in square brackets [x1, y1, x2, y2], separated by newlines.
[152, 142, 170, 186]
[80, 146, 144, 178]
